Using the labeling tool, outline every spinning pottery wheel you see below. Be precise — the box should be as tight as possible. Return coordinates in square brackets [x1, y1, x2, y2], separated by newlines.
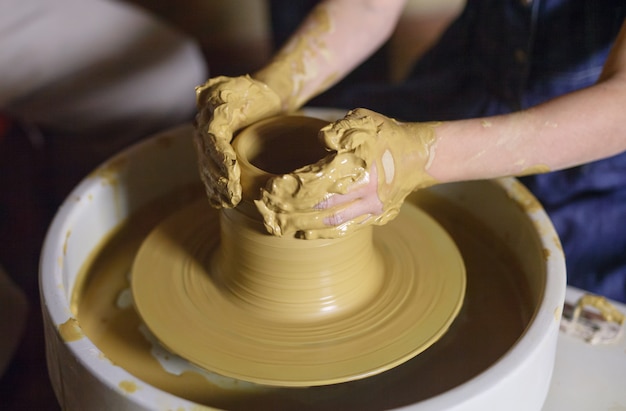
[131, 116, 466, 387]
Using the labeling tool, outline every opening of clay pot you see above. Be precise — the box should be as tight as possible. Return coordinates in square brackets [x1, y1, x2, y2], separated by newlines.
[232, 115, 329, 202]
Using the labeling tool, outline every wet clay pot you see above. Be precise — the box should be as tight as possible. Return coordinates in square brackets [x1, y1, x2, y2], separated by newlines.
[40, 110, 566, 410]
[129, 115, 466, 388]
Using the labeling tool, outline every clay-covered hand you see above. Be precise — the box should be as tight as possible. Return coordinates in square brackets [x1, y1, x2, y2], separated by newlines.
[256, 108, 440, 239]
[194, 75, 282, 208]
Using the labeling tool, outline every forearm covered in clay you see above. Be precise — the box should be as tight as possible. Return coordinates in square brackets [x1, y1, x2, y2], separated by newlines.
[253, 0, 406, 112]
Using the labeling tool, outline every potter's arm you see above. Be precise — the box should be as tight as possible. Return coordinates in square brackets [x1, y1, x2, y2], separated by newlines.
[195, 0, 407, 208]
[253, 0, 407, 111]
[258, 20, 626, 238]
[428, 20, 626, 184]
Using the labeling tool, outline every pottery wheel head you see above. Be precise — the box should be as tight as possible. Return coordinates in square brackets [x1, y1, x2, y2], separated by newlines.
[130, 115, 467, 387]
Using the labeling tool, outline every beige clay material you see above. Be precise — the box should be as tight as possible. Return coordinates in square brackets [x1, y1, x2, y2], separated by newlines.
[131, 197, 465, 386]
[131, 115, 466, 386]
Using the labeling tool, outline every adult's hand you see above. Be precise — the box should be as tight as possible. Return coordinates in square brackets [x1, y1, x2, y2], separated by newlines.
[194, 75, 282, 208]
[256, 108, 440, 239]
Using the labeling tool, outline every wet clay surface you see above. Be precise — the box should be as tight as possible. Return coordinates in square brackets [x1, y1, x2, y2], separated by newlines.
[252, 112, 440, 239]
[75, 187, 533, 410]
[130, 197, 465, 386]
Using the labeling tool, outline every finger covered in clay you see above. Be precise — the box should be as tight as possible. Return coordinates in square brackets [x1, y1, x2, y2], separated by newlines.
[255, 108, 439, 239]
[194, 75, 282, 208]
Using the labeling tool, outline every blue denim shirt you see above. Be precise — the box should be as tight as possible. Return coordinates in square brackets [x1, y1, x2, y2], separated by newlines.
[316, 0, 626, 301]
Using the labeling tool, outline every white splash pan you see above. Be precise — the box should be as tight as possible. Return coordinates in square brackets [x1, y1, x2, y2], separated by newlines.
[40, 121, 566, 411]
